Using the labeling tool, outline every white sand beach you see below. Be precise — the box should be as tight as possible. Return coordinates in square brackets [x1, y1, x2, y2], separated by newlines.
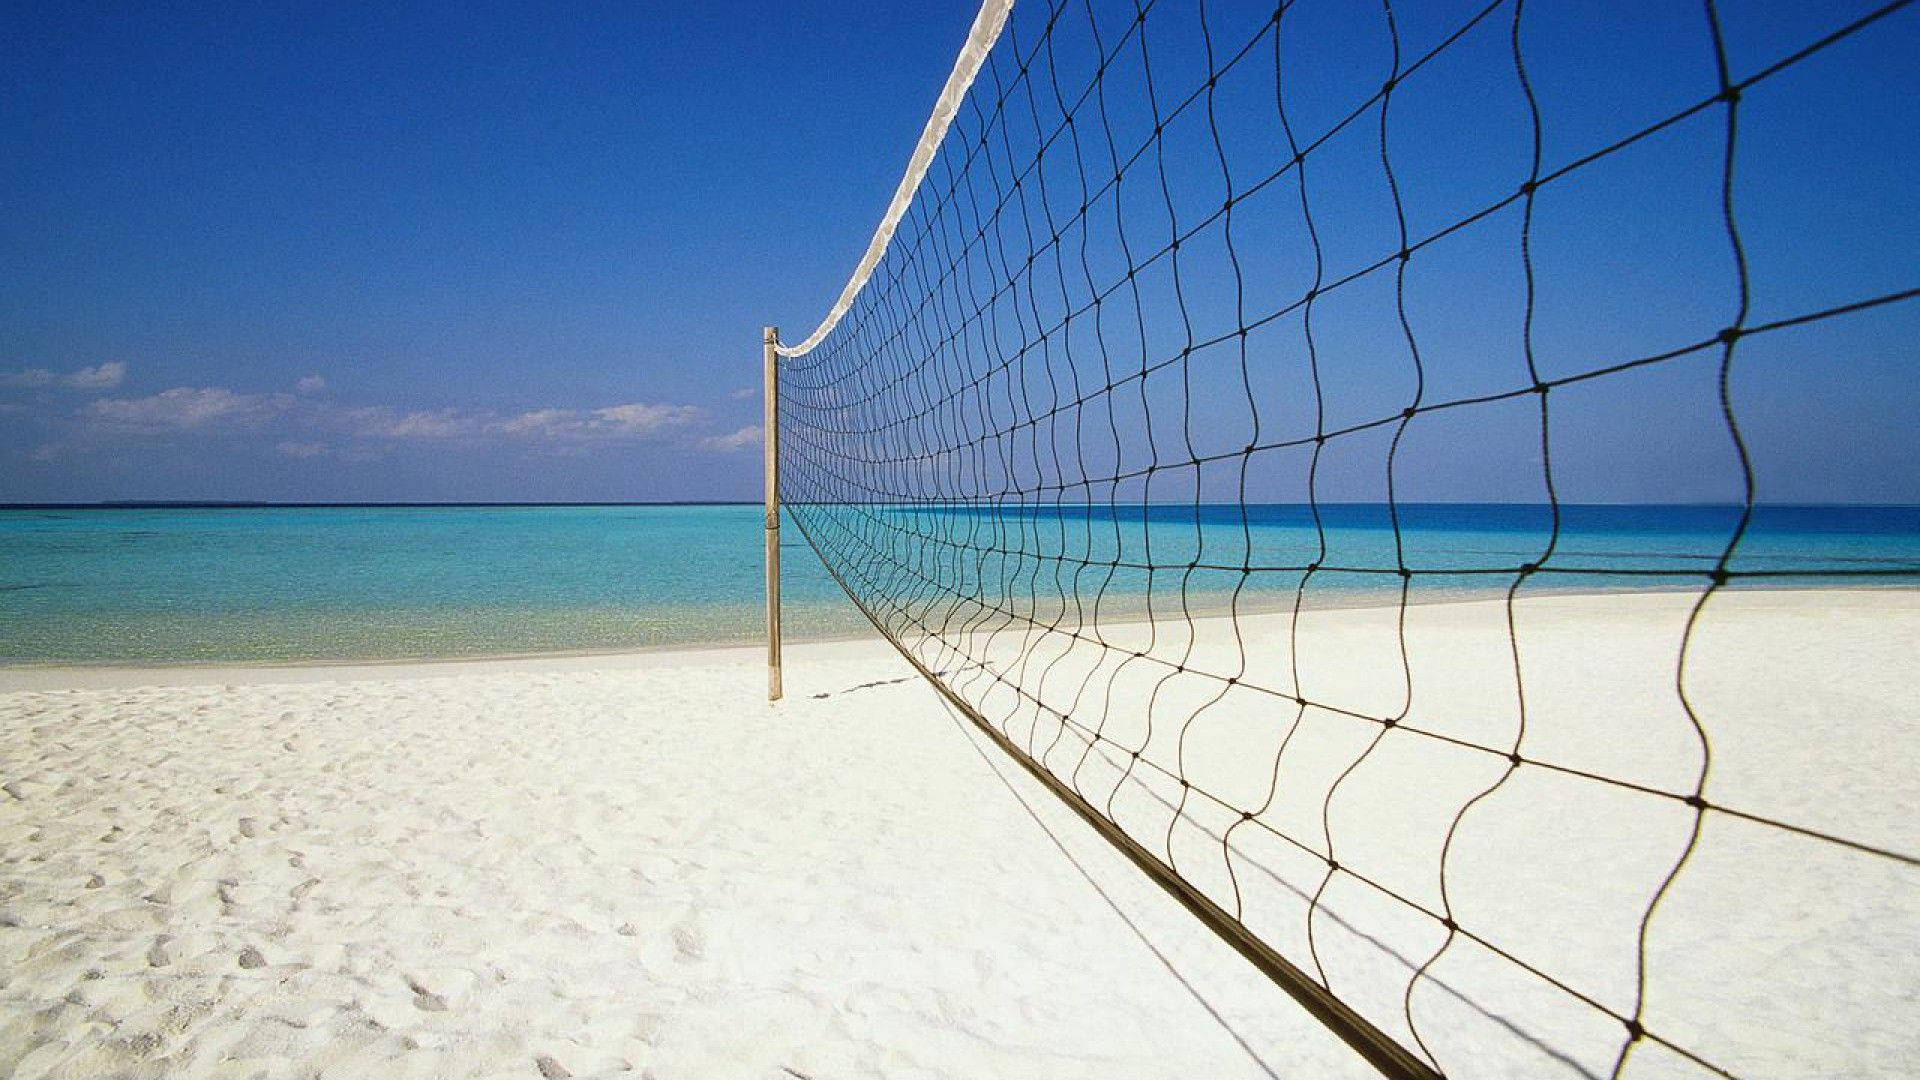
[2, 590, 1916, 1079]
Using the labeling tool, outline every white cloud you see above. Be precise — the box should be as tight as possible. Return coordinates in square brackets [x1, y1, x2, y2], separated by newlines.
[68, 362, 128, 389]
[581, 403, 702, 436]
[700, 424, 763, 452]
[730, 387, 758, 400]
[350, 407, 480, 440]
[62, 382, 713, 455]
[85, 387, 291, 432]
[1, 361, 127, 390]
[351, 402, 703, 442]
[497, 408, 578, 437]
[0, 368, 54, 389]
[2, 362, 127, 390]
[296, 375, 327, 394]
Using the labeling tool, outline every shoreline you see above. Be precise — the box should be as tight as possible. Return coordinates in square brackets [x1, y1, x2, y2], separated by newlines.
[4, 579, 1912, 681]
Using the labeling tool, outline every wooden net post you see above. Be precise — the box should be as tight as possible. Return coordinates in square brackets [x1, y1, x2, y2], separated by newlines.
[763, 325, 782, 702]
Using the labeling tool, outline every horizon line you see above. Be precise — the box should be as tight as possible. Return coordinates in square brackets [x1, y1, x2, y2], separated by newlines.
[5, 500, 1918, 511]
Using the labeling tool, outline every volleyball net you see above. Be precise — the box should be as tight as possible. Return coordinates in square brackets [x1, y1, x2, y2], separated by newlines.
[766, 1, 1919, 1076]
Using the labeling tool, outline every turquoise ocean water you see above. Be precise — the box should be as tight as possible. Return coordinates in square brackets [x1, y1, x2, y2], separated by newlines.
[1, 504, 1916, 665]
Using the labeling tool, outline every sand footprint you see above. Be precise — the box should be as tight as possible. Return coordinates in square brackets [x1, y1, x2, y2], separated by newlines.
[289, 878, 320, 907]
[670, 919, 705, 963]
[403, 975, 449, 1012]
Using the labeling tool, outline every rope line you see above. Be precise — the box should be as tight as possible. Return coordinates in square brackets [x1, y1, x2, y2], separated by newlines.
[771, 1, 1919, 1075]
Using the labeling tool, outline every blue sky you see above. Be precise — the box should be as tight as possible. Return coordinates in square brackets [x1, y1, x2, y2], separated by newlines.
[2, 0, 977, 501]
[2, 0, 1914, 503]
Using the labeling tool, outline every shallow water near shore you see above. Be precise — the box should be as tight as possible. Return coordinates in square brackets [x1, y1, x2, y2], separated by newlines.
[2, 503, 1916, 665]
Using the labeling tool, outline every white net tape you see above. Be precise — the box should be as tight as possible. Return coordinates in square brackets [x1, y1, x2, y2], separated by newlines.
[773, 0, 1015, 359]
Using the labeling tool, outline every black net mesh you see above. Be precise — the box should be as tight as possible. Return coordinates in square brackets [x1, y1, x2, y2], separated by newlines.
[775, 1, 1918, 1076]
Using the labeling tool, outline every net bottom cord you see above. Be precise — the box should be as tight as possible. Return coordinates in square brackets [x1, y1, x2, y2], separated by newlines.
[785, 504, 1445, 1080]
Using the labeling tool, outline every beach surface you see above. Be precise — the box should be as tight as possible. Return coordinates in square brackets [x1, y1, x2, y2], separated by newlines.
[1, 590, 1915, 1078]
